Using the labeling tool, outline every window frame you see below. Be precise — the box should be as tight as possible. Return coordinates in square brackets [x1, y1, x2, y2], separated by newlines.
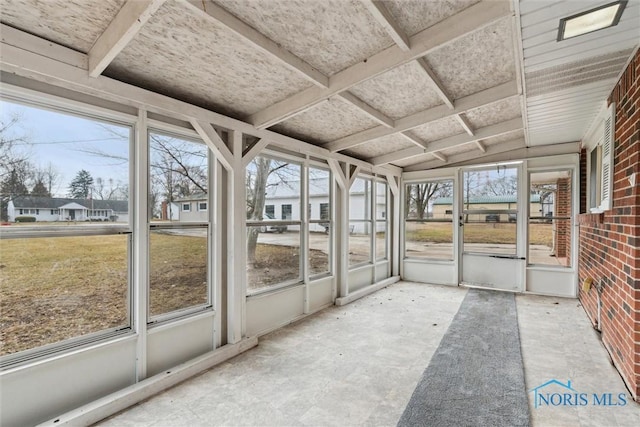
[0, 93, 136, 368]
[147, 128, 213, 325]
[308, 165, 333, 279]
[584, 102, 615, 213]
[245, 153, 304, 296]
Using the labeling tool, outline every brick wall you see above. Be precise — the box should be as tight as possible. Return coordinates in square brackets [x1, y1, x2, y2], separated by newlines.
[578, 49, 640, 400]
[555, 177, 571, 260]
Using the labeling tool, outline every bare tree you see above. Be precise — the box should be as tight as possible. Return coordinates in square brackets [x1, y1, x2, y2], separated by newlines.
[0, 113, 32, 220]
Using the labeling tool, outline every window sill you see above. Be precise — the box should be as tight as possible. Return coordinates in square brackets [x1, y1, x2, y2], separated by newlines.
[577, 213, 604, 225]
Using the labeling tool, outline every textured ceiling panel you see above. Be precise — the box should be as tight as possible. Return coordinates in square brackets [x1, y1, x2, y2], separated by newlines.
[342, 134, 415, 159]
[440, 142, 475, 156]
[482, 129, 525, 146]
[0, 0, 125, 52]
[422, 17, 516, 100]
[269, 98, 379, 145]
[464, 96, 522, 129]
[381, 0, 480, 37]
[105, 1, 312, 119]
[405, 116, 464, 143]
[214, 0, 393, 76]
[348, 61, 444, 119]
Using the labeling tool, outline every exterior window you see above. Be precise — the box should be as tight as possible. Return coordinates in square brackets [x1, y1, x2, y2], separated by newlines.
[309, 167, 331, 277]
[349, 177, 372, 266]
[265, 204, 275, 218]
[376, 181, 388, 260]
[586, 103, 614, 212]
[529, 170, 572, 268]
[246, 155, 301, 293]
[0, 98, 131, 364]
[282, 204, 292, 220]
[405, 180, 454, 260]
[149, 131, 210, 321]
[319, 203, 329, 220]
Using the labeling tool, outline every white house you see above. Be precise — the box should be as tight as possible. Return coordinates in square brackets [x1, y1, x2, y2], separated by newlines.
[7, 196, 129, 223]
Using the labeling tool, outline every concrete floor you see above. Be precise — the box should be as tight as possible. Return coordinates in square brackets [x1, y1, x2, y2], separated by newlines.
[99, 282, 638, 427]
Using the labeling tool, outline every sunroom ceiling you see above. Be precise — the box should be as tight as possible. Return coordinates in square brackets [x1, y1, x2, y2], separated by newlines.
[0, 0, 637, 170]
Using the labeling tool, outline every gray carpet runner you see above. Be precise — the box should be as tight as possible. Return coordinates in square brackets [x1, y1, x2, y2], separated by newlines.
[397, 288, 530, 427]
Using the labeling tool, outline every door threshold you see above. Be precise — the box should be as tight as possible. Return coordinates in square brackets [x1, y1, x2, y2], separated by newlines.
[459, 282, 521, 293]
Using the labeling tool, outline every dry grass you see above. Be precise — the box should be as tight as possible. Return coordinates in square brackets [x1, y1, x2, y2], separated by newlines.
[0, 232, 329, 356]
[406, 222, 554, 246]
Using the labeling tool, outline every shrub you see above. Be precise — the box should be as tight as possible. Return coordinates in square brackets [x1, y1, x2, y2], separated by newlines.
[15, 216, 36, 223]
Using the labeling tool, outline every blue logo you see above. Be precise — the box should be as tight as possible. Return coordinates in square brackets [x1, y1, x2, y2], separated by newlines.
[530, 379, 627, 408]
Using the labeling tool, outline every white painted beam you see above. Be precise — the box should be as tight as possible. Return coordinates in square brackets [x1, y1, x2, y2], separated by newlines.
[399, 132, 426, 148]
[475, 140, 486, 152]
[348, 165, 362, 188]
[370, 117, 523, 165]
[0, 28, 401, 177]
[88, 0, 166, 77]
[325, 80, 518, 152]
[248, 0, 512, 128]
[242, 138, 270, 168]
[404, 138, 527, 171]
[456, 113, 475, 136]
[328, 159, 348, 190]
[415, 57, 454, 109]
[385, 173, 399, 196]
[190, 120, 233, 171]
[360, 1, 410, 51]
[431, 151, 447, 162]
[183, 0, 329, 88]
[336, 92, 394, 128]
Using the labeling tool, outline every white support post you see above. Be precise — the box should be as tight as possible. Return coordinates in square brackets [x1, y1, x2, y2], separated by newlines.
[227, 130, 246, 343]
[133, 109, 149, 381]
[212, 151, 222, 349]
[338, 174, 350, 299]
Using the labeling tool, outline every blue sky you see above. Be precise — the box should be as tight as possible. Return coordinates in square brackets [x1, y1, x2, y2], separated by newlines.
[1, 99, 130, 197]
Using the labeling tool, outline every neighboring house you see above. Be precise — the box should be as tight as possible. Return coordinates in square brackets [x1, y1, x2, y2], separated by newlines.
[174, 178, 388, 233]
[174, 193, 209, 223]
[7, 196, 129, 223]
[160, 201, 180, 221]
[431, 195, 543, 222]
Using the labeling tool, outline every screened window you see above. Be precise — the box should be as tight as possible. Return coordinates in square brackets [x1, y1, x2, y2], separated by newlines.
[529, 170, 572, 267]
[148, 131, 210, 321]
[376, 181, 388, 260]
[309, 167, 331, 277]
[404, 180, 454, 260]
[0, 98, 132, 363]
[246, 155, 301, 293]
[586, 103, 614, 212]
[349, 177, 372, 266]
[462, 166, 518, 255]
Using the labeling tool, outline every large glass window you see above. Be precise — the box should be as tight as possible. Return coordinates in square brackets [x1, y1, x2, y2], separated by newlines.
[246, 155, 302, 293]
[404, 180, 454, 260]
[529, 170, 572, 267]
[349, 177, 372, 266]
[148, 131, 210, 321]
[376, 181, 388, 260]
[0, 98, 131, 362]
[462, 166, 518, 255]
[309, 167, 331, 277]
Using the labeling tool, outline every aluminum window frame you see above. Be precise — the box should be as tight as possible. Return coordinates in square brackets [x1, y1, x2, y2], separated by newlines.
[0, 93, 136, 369]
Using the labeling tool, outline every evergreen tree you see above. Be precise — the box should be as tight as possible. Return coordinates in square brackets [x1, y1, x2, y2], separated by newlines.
[31, 179, 50, 197]
[68, 169, 94, 199]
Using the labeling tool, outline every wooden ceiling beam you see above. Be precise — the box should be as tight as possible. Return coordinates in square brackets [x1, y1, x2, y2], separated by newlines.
[183, 0, 329, 88]
[360, 0, 410, 51]
[248, 1, 512, 129]
[88, 0, 167, 77]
